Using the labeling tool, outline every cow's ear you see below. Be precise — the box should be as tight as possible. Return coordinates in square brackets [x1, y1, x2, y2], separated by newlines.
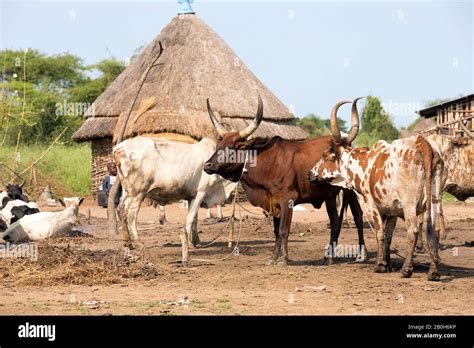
[59, 199, 65, 207]
[78, 197, 84, 206]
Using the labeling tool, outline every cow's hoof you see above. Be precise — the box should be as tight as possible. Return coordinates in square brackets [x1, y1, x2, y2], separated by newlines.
[266, 258, 276, 266]
[275, 259, 288, 267]
[122, 242, 134, 250]
[415, 245, 425, 254]
[400, 268, 413, 278]
[159, 219, 166, 225]
[190, 235, 201, 248]
[374, 264, 390, 273]
[180, 261, 189, 267]
[427, 272, 440, 281]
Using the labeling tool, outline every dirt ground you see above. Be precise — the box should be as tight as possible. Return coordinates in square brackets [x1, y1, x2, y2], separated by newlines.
[1, 198, 473, 315]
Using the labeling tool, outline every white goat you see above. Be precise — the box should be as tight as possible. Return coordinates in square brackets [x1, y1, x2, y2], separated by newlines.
[2, 197, 83, 243]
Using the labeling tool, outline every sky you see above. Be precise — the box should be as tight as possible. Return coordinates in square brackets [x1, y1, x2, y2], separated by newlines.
[1, 0, 473, 128]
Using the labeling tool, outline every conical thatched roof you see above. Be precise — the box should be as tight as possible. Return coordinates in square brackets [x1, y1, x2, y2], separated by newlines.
[72, 14, 307, 143]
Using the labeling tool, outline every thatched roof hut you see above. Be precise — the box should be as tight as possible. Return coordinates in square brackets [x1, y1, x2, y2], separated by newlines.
[73, 10, 307, 196]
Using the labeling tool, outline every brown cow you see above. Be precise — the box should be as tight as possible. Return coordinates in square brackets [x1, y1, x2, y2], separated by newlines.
[309, 98, 444, 281]
[204, 96, 366, 266]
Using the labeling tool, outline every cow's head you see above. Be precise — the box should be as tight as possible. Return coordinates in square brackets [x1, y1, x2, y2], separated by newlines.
[4, 181, 29, 202]
[59, 197, 84, 215]
[204, 96, 263, 182]
[308, 97, 362, 186]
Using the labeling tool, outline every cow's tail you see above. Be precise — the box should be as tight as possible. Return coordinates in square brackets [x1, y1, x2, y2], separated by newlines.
[421, 137, 441, 259]
[338, 190, 349, 229]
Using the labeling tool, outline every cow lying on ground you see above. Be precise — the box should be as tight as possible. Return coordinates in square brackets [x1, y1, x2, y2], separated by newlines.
[2, 197, 83, 243]
[1, 200, 40, 225]
[113, 137, 237, 264]
[309, 97, 444, 281]
[10, 205, 41, 224]
[204, 96, 367, 265]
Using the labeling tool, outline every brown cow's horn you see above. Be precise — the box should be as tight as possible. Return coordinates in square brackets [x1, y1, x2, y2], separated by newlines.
[330, 100, 351, 145]
[207, 98, 227, 137]
[20, 179, 26, 188]
[239, 95, 264, 139]
[346, 97, 364, 144]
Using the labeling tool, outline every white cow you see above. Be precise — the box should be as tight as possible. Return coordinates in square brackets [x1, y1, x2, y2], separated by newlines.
[1, 200, 39, 226]
[2, 197, 83, 243]
[113, 137, 237, 264]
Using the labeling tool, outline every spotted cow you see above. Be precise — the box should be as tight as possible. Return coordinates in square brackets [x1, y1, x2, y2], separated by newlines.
[309, 98, 444, 281]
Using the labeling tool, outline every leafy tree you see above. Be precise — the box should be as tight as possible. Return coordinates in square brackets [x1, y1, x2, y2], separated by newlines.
[0, 50, 125, 145]
[1, 49, 86, 91]
[68, 59, 126, 104]
[298, 113, 347, 138]
[357, 96, 399, 145]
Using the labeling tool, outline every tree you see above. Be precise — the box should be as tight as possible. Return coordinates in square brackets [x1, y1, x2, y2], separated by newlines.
[298, 113, 347, 138]
[0, 50, 126, 145]
[357, 96, 399, 147]
[67, 59, 126, 104]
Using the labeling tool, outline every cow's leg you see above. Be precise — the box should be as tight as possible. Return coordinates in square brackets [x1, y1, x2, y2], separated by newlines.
[383, 216, 397, 271]
[179, 228, 189, 266]
[434, 161, 446, 241]
[426, 218, 441, 281]
[116, 194, 133, 248]
[415, 214, 424, 253]
[267, 216, 281, 265]
[159, 205, 167, 225]
[276, 198, 294, 266]
[347, 190, 367, 262]
[400, 210, 419, 278]
[426, 170, 442, 281]
[185, 192, 205, 247]
[206, 208, 212, 219]
[216, 205, 223, 219]
[324, 196, 340, 265]
[126, 193, 145, 243]
[371, 211, 389, 273]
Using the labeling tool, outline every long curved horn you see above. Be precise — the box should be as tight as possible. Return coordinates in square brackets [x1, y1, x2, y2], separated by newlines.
[206, 98, 227, 137]
[330, 100, 351, 145]
[346, 97, 364, 144]
[239, 95, 264, 139]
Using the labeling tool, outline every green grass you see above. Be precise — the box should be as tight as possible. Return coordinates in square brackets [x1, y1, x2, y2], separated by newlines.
[0, 143, 91, 196]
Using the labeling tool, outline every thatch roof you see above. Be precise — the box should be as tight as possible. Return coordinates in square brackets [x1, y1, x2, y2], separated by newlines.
[72, 14, 307, 143]
[73, 117, 117, 141]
